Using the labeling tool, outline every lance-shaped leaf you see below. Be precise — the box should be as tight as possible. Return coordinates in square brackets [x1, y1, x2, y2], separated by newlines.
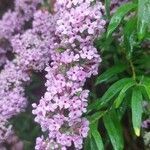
[131, 87, 143, 136]
[107, 2, 137, 37]
[96, 64, 127, 85]
[90, 122, 104, 150]
[137, 0, 150, 40]
[88, 78, 133, 113]
[103, 110, 124, 150]
[115, 80, 136, 108]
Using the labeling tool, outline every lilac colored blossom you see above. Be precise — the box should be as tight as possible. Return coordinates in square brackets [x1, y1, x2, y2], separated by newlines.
[0, 61, 30, 119]
[0, 86, 27, 118]
[14, 0, 42, 21]
[32, 10, 56, 38]
[0, 10, 23, 67]
[35, 136, 63, 150]
[0, 117, 13, 143]
[11, 29, 51, 71]
[0, 10, 24, 39]
[0, 0, 42, 68]
[0, 0, 43, 144]
[33, 0, 106, 149]
[0, 132, 24, 150]
[0, 0, 105, 148]
[142, 119, 150, 129]
[0, 0, 42, 39]
[0, 21, 51, 140]
[55, 0, 106, 46]
[0, 5, 50, 136]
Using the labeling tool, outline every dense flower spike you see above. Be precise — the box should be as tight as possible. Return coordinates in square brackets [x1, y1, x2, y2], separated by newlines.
[0, 0, 42, 66]
[14, 0, 42, 21]
[0, 117, 13, 143]
[0, 0, 42, 39]
[11, 30, 51, 71]
[33, 0, 106, 149]
[0, 0, 106, 148]
[0, 10, 24, 39]
[0, 61, 30, 139]
[0, 0, 42, 145]
[0, 62, 29, 118]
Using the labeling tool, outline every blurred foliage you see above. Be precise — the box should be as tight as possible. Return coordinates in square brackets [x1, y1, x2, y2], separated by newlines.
[86, 0, 150, 150]
[10, 72, 45, 150]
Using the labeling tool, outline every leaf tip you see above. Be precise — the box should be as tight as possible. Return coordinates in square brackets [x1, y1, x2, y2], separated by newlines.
[135, 127, 140, 137]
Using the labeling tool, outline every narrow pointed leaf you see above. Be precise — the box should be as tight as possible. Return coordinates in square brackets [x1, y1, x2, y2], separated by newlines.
[90, 122, 104, 150]
[144, 85, 150, 99]
[123, 17, 137, 57]
[84, 135, 92, 150]
[115, 80, 136, 108]
[87, 111, 105, 124]
[88, 78, 133, 113]
[103, 110, 124, 150]
[96, 78, 133, 110]
[107, 2, 137, 37]
[96, 64, 127, 85]
[143, 78, 150, 99]
[131, 88, 143, 136]
[137, 0, 150, 40]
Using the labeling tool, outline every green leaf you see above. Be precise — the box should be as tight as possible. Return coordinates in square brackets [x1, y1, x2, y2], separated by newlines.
[115, 80, 136, 108]
[95, 64, 127, 85]
[140, 84, 150, 100]
[103, 110, 124, 150]
[90, 122, 104, 150]
[117, 96, 129, 120]
[135, 55, 150, 69]
[84, 135, 92, 150]
[96, 78, 133, 110]
[90, 136, 99, 150]
[131, 87, 143, 136]
[87, 111, 105, 124]
[141, 77, 150, 99]
[84, 122, 104, 150]
[144, 85, 150, 99]
[137, 0, 150, 40]
[105, 0, 111, 19]
[107, 2, 137, 37]
[87, 78, 133, 113]
[87, 100, 101, 114]
[123, 17, 137, 57]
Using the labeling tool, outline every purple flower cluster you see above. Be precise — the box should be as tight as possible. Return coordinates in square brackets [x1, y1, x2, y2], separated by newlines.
[142, 119, 150, 130]
[0, 0, 42, 143]
[0, 61, 30, 117]
[14, 0, 42, 21]
[0, 0, 42, 66]
[0, 117, 12, 143]
[11, 29, 51, 71]
[32, 0, 106, 149]
[0, 131, 24, 150]
[0, 61, 30, 141]
[0, 0, 106, 148]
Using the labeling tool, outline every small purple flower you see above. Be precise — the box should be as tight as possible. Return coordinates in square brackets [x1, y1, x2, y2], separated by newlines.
[33, 0, 106, 149]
